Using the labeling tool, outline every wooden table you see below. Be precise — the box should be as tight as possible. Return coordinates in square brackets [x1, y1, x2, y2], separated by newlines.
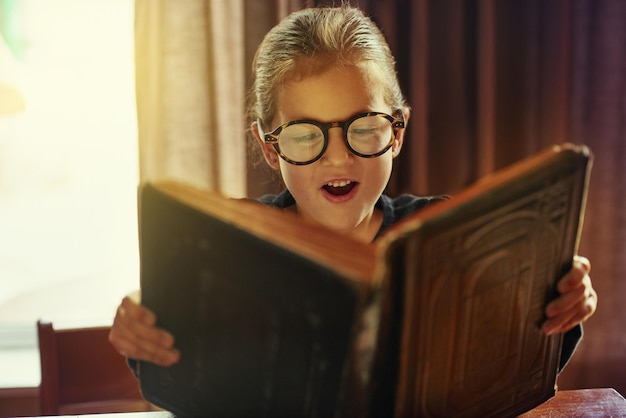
[520, 388, 626, 417]
[30, 388, 626, 417]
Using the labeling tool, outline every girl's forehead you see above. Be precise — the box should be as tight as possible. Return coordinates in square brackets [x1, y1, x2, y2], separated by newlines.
[274, 64, 389, 123]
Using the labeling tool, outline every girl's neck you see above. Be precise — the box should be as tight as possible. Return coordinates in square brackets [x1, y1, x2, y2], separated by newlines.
[350, 207, 383, 243]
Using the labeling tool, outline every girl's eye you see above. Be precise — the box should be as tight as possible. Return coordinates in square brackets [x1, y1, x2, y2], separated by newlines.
[351, 128, 377, 136]
[293, 132, 322, 143]
[281, 123, 323, 145]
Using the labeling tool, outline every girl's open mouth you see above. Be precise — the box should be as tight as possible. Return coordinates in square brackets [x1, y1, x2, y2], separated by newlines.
[322, 180, 357, 196]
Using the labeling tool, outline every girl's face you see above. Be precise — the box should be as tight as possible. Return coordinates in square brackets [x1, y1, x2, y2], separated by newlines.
[254, 65, 405, 242]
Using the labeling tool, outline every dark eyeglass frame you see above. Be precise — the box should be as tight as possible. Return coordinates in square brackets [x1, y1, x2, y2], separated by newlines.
[259, 111, 405, 165]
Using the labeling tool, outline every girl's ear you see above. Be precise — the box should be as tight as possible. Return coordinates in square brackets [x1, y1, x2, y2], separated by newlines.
[391, 110, 409, 158]
[251, 120, 281, 170]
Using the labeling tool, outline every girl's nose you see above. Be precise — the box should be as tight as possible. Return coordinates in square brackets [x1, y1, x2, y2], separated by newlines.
[321, 127, 352, 166]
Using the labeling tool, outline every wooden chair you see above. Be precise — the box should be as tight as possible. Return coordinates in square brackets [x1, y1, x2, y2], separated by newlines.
[37, 319, 153, 415]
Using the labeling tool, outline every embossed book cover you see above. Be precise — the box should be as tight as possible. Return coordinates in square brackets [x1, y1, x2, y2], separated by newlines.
[138, 144, 591, 417]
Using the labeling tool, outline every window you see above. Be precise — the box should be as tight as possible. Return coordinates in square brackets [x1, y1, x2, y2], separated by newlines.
[0, 0, 137, 387]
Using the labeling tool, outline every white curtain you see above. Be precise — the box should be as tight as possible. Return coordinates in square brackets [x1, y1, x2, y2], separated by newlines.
[134, 0, 246, 197]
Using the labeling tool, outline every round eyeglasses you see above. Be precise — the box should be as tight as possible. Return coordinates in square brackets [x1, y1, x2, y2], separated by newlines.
[259, 111, 405, 165]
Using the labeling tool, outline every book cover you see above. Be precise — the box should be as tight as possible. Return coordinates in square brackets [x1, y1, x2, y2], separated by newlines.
[383, 144, 591, 417]
[138, 143, 591, 417]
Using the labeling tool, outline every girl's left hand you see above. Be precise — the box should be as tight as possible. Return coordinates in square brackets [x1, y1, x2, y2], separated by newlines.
[542, 255, 597, 335]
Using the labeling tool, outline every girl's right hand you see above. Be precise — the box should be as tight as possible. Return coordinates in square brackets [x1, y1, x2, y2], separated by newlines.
[108, 290, 180, 366]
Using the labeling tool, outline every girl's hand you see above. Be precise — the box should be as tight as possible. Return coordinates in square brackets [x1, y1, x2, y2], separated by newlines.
[543, 255, 597, 336]
[108, 290, 180, 366]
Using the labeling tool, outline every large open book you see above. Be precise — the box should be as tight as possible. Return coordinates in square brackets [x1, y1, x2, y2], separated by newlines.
[137, 144, 591, 417]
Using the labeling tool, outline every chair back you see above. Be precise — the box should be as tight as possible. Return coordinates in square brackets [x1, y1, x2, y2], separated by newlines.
[38, 318, 152, 415]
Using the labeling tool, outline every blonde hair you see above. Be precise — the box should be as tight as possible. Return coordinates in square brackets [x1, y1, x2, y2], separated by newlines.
[249, 5, 408, 128]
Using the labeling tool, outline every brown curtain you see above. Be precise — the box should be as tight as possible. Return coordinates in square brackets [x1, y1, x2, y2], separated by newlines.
[556, 0, 626, 393]
[244, 0, 626, 393]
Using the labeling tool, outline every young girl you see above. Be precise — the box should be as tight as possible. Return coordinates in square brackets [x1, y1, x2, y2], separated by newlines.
[109, 5, 596, 373]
